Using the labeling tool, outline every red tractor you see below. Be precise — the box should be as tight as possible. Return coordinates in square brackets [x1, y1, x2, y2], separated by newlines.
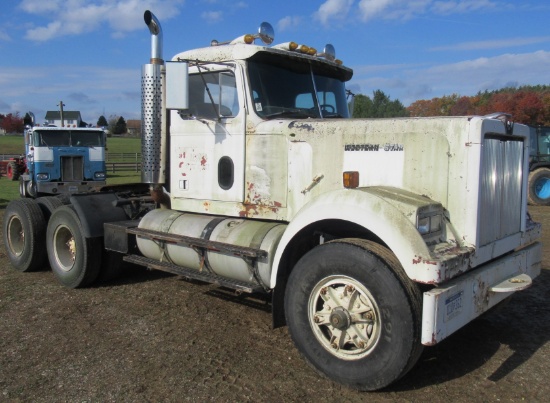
[0, 156, 26, 181]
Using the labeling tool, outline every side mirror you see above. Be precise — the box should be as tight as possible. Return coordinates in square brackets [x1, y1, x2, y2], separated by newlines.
[166, 61, 189, 110]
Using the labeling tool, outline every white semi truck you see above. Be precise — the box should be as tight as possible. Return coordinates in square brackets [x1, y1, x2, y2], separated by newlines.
[2, 11, 542, 391]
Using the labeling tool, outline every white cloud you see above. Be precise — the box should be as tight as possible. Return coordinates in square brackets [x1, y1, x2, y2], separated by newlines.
[431, 36, 550, 51]
[0, 30, 11, 41]
[350, 50, 550, 105]
[22, 0, 185, 41]
[431, 0, 497, 15]
[277, 16, 302, 32]
[201, 10, 223, 23]
[19, 0, 62, 14]
[357, 0, 497, 22]
[0, 65, 140, 121]
[315, 0, 354, 26]
[358, 0, 397, 21]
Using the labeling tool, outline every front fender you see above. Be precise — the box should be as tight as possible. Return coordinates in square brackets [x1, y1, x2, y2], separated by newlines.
[271, 187, 438, 287]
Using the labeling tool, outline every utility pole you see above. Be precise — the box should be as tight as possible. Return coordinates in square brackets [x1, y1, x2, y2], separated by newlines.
[58, 101, 65, 127]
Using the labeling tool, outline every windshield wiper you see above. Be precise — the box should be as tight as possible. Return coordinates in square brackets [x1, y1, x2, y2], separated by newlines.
[264, 109, 317, 119]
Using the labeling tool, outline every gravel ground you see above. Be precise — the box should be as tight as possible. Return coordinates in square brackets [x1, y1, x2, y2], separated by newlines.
[0, 205, 549, 402]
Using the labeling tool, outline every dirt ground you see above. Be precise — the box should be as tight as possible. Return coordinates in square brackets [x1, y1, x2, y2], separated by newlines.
[0, 206, 549, 402]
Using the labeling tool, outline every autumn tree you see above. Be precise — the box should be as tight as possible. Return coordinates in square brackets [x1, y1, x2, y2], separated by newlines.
[0, 112, 24, 133]
[407, 85, 550, 125]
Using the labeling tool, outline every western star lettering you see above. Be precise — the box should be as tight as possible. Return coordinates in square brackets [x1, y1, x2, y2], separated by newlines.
[345, 143, 404, 151]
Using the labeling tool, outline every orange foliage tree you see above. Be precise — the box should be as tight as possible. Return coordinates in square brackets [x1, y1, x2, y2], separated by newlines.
[407, 86, 550, 125]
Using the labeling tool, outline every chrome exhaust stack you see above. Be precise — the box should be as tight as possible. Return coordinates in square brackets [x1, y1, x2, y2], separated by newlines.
[141, 10, 166, 186]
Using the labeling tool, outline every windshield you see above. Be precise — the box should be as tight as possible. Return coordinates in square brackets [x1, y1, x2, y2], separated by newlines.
[248, 54, 350, 120]
[33, 130, 105, 147]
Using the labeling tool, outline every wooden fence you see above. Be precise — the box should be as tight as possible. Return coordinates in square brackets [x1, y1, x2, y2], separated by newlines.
[0, 153, 142, 174]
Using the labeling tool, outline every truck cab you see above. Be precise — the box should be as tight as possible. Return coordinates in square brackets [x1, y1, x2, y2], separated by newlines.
[2, 11, 542, 392]
[20, 126, 107, 197]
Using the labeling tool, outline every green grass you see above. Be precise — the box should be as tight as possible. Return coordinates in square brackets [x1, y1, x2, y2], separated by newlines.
[0, 134, 25, 155]
[106, 136, 141, 155]
[0, 135, 142, 209]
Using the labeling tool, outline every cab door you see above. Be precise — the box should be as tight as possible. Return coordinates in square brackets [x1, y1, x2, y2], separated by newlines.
[170, 66, 245, 203]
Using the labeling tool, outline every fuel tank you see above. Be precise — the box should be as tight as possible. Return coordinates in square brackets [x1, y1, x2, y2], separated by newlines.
[136, 209, 287, 286]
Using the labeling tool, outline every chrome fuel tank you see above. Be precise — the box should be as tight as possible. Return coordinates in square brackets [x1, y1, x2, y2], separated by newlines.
[136, 209, 286, 286]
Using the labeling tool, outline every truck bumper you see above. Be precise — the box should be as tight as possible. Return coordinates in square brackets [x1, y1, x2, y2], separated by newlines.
[421, 241, 542, 345]
[37, 181, 106, 194]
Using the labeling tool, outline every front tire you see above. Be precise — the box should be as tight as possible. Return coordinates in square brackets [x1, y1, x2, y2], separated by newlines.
[46, 205, 101, 288]
[19, 177, 28, 198]
[3, 199, 47, 272]
[285, 239, 423, 391]
[528, 168, 550, 205]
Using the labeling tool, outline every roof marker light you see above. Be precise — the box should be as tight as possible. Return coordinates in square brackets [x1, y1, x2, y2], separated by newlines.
[272, 41, 299, 51]
[212, 22, 275, 46]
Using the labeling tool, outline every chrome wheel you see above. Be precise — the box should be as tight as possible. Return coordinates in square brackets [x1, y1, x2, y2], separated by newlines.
[308, 275, 381, 360]
[53, 225, 76, 272]
[6, 215, 24, 257]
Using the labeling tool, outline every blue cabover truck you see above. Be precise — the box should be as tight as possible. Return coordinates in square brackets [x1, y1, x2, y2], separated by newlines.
[19, 124, 107, 198]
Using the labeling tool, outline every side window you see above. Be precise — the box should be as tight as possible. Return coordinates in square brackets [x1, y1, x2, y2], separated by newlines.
[318, 91, 337, 107]
[188, 71, 239, 119]
[296, 93, 315, 109]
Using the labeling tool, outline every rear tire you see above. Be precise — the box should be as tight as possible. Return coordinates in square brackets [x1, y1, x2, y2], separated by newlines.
[46, 205, 101, 288]
[528, 168, 550, 205]
[3, 199, 47, 272]
[6, 161, 20, 181]
[285, 239, 423, 391]
[36, 196, 64, 220]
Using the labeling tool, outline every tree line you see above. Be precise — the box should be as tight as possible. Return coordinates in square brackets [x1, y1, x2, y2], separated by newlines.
[351, 85, 550, 126]
[0, 113, 127, 134]
[3, 85, 549, 133]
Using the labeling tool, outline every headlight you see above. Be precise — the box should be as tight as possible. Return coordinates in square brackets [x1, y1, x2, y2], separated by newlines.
[417, 208, 443, 236]
[94, 172, 106, 179]
[36, 173, 49, 180]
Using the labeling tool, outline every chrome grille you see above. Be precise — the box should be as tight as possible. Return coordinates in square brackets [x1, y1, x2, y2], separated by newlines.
[479, 135, 523, 246]
[61, 156, 83, 181]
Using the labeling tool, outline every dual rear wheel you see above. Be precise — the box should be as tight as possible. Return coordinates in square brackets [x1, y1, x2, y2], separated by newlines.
[3, 198, 121, 288]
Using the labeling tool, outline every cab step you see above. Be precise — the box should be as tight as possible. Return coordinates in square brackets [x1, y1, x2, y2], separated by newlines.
[123, 254, 264, 294]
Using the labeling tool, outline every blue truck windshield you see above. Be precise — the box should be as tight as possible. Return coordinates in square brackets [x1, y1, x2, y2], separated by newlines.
[34, 130, 105, 147]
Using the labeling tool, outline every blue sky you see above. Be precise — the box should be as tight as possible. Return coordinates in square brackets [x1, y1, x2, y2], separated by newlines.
[1, 0, 549, 124]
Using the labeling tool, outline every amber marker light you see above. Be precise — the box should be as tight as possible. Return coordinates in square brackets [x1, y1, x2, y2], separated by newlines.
[244, 34, 254, 44]
[298, 45, 310, 54]
[289, 41, 298, 51]
[343, 171, 359, 188]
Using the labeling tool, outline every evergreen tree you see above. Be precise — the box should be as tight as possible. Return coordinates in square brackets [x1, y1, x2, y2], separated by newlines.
[352, 90, 408, 118]
[97, 115, 108, 127]
[113, 116, 127, 135]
